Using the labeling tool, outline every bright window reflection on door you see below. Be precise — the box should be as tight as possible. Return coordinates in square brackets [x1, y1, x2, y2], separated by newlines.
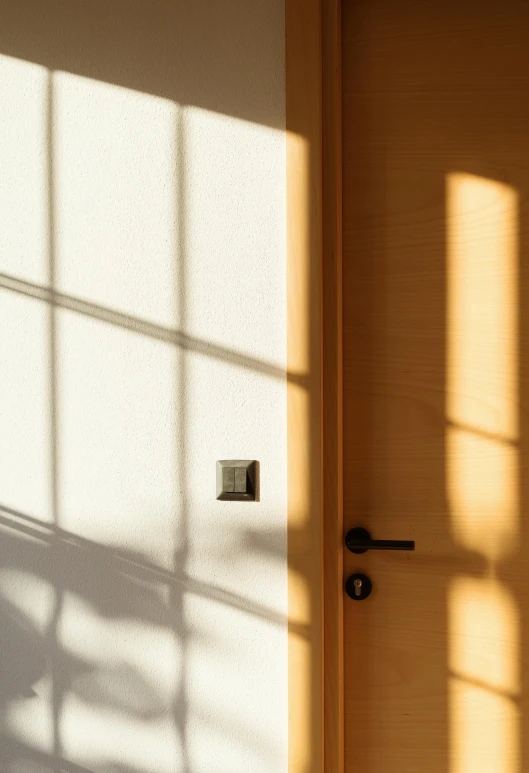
[449, 578, 519, 773]
[446, 173, 520, 773]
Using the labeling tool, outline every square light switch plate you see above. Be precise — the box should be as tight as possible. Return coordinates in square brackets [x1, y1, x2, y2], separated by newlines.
[216, 460, 257, 501]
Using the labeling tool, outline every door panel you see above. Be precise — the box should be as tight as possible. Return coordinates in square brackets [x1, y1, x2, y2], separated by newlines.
[343, 2, 529, 771]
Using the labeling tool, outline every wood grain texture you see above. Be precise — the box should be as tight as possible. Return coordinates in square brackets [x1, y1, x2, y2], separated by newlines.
[343, 1, 529, 772]
[286, 1, 323, 771]
[322, 2, 344, 773]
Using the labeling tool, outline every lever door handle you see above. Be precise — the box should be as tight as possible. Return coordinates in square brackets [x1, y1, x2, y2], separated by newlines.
[345, 527, 415, 554]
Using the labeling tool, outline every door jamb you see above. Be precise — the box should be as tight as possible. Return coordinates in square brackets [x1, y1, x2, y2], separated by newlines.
[322, 2, 343, 772]
[286, 2, 343, 772]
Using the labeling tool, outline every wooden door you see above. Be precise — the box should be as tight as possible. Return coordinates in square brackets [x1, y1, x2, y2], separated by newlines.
[343, 2, 529, 771]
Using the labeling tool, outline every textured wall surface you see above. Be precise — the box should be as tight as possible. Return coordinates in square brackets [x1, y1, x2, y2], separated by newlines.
[0, 3, 286, 771]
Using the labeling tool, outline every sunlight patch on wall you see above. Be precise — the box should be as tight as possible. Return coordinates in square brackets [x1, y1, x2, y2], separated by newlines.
[0, 54, 49, 285]
[57, 311, 180, 569]
[182, 105, 287, 367]
[53, 71, 179, 328]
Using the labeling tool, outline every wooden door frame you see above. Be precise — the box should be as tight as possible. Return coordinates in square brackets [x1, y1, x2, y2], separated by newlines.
[286, 2, 343, 772]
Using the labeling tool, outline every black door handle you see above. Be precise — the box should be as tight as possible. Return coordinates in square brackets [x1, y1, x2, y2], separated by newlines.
[345, 527, 415, 554]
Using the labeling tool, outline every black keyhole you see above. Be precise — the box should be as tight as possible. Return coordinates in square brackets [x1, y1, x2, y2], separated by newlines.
[345, 573, 372, 601]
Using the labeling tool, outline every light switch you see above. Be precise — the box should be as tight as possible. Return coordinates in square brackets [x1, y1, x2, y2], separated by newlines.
[217, 460, 257, 501]
[234, 468, 247, 493]
[222, 466, 235, 493]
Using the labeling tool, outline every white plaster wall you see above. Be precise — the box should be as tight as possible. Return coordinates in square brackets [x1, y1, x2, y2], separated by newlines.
[0, 3, 286, 771]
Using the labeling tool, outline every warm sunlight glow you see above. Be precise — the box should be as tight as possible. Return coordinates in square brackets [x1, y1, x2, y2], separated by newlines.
[447, 173, 519, 559]
[449, 578, 519, 773]
[286, 131, 315, 773]
[447, 174, 518, 439]
[447, 429, 518, 559]
[447, 173, 520, 773]
[450, 678, 518, 773]
[449, 578, 519, 694]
